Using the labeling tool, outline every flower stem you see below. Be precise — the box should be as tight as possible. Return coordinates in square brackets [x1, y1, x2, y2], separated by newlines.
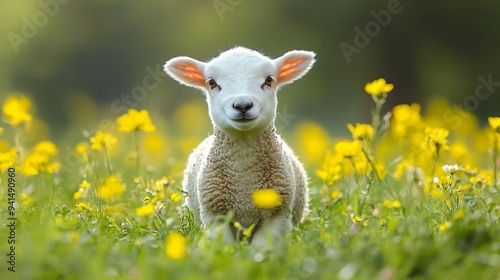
[494, 134, 498, 188]
[134, 129, 140, 175]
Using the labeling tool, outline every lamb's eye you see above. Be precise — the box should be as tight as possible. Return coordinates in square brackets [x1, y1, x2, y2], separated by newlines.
[262, 76, 274, 89]
[208, 79, 218, 90]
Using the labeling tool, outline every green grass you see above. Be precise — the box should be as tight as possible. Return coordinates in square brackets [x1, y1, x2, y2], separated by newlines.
[1, 167, 499, 280]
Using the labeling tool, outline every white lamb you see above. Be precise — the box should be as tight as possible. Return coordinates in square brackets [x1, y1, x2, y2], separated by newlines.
[164, 46, 315, 247]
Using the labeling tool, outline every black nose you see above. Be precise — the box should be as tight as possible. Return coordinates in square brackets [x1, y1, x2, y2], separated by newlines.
[233, 101, 253, 113]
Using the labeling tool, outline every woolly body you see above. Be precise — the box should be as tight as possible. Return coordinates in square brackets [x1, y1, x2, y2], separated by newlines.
[164, 47, 315, 246]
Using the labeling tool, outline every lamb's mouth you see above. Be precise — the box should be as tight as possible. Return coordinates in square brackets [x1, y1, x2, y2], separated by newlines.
[233, 117, 256, 123]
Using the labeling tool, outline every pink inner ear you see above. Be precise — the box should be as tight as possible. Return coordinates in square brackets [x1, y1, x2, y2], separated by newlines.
[175, 64, 205, 85]
[278, 58, 307, 80]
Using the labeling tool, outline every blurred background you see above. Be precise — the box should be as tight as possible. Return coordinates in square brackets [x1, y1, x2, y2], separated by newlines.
[1, 0, 499, 150]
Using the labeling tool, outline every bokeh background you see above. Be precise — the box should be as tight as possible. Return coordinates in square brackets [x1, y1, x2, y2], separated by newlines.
[1, 0, 500, 147]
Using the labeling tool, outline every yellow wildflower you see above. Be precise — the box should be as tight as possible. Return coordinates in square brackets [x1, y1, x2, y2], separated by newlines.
[76, 202, 93, 212]
[347, 123, 374, 141]
[391, 104, 422, 138]
[90, 131, 117, 151]
[2, 95, 32, 126]
[252, 189, 282, 208]
[352, 215, 362, 223]
[364, 78, 394, 97]
[135, 203, 156, 217]
[330, 190, 343, 200]
[488, 117, 500, 133]
[0, 148, 18, 172]
[438, 221, 451, 232]
[170, 192, 182, 203]
[316, 153, 343, 186]
[296, 122, 330, 163]
[21, 192, 33, 206]
[334, 140, 362, 158]
[165, 232, 188, 260]
[75, 142, 89, 159]
[21, 141, 60, 176]
[383, 199, 402, 209]
[116, 109, 156, 133]
[34, 141, 58, 156]
[73, 180, 89, 200]
[0, 127, 3, 135]
[424, 127, 450, 153]
[97, 176, 125, 200]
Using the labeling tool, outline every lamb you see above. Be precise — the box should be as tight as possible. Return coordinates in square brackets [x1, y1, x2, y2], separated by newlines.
[164, 46, 315, 247]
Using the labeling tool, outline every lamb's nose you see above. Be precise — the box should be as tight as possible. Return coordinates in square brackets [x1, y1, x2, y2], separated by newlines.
[233, 101, 253, 113]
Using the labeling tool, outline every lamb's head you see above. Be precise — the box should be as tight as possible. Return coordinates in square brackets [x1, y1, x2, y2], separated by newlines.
[164, 47, 315, 137]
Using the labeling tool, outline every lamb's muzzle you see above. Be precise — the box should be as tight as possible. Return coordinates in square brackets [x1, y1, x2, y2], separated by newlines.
[164, 46, 316, 247]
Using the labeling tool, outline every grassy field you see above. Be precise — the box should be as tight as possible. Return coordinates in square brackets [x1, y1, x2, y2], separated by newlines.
[1, 80, 500, 280]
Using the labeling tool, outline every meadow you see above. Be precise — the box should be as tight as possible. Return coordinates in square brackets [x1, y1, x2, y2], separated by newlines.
[1, 78, 499, 280]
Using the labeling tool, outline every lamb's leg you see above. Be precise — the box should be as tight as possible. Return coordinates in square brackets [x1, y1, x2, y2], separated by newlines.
[251, 212, 292, 248]
[202, 213, 235, 243]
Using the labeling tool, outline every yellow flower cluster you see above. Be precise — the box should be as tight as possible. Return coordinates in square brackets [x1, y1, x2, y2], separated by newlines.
[424, 127, 450, 154]
[364, 78, 394, 97]
[90, 131, 117, 151]
[347, 123, 374, 141]
[116, 109, 156, 133]
[21, 141, 61, 176]
[0, 148, 18, 172]
[96, 176, 125, 200]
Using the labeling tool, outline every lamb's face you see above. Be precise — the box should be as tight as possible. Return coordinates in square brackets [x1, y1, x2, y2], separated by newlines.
[203, 52, 278, 135]
[164, 47, 316, 138]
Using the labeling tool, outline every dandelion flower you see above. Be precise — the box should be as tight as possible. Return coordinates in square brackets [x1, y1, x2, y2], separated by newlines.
[364, 78, 394, 97]
[116, 109, 156, 133]
[165, 232, 188, 260]
[135, 203, 155, 217]
[488, 117, 500, 133]
[252, 189, 282, 208]
[2, 95, 32, 126]
[97, 176, 125, 200]
[90, 131, 117, 151]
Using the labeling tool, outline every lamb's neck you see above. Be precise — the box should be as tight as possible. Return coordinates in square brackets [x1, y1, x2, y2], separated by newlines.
[212, 125, 278, 149]
[210, 126, 281, 173]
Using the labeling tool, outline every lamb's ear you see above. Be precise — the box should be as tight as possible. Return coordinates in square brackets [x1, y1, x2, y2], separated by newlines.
[274, 50, 316, 86]
[164, 56, 207, 89]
